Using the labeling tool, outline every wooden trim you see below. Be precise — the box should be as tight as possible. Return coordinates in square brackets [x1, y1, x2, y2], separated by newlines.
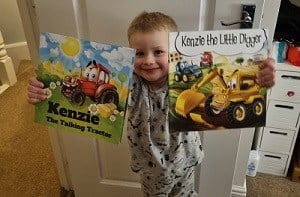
[0, 30, 17, 93]
[16, 0, 72, 190]
[231, 181, 247, 197]
[48, 128, 73, 190]
[16, 0, 39, 67]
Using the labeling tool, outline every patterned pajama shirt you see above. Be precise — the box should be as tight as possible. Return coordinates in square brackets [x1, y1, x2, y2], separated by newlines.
[127, 74, 204, 197]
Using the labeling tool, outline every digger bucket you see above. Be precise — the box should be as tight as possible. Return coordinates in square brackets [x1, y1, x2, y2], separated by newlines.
[175, 89, 206, 117]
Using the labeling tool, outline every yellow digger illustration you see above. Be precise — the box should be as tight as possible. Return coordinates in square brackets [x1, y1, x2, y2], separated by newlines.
[175, 66, 265, 126]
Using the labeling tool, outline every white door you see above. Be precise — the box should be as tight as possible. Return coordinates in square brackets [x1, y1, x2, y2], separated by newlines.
[25, 0, 280, 196]
[198, 1, 281, 197]
[33, 1, 202, 196]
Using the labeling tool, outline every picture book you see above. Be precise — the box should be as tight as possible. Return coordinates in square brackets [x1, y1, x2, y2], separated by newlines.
[168, 29, 269, 132]
[35, 32, 135, 144]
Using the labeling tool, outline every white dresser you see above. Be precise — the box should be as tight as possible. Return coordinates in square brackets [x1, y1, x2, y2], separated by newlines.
[257, 62, 300, 176]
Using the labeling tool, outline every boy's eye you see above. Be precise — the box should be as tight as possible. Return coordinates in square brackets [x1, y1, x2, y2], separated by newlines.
[154, 50, 164, 56]
[136, 51, 144, 57]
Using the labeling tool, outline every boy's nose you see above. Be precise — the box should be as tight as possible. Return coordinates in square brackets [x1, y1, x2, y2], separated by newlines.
[144, 54, 155, 65]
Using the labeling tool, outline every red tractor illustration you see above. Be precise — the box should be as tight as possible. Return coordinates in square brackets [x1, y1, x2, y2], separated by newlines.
[200, 51, 213, 68]
[61, 60, 119, 106]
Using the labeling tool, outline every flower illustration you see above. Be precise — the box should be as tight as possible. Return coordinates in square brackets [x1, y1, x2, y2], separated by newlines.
[56, 81, 61, 86]
[88, 104, 99, 115]
[45, 88, 52, 99]
[119, 111, 124, 117]
[109, 115, 116, 122]
[49, 82, 57, 90]
[113, 109, 119, 115]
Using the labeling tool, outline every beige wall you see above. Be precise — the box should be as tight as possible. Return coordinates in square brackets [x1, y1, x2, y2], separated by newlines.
[0, 0, 26, 43]
[0, 0, 30, 72]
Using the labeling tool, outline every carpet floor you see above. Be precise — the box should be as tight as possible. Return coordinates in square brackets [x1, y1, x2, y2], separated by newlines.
[0, 61, 61, 196]
[0, 60, 299, 197]
[247, 172, 300, 197]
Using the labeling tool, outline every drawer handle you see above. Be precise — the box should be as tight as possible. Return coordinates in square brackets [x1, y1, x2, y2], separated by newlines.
[269, 131, 287, 136]
[281, 75, 300, 80]
[287, 91, 295, 97]
[264, 154, 282, 159]
[274, 104, 294, 109]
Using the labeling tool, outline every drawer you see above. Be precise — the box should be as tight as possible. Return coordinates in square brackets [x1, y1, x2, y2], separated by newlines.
[258, 151, 288, 176]
[269, 70, 300, 103]
[260, 127, 295, 154]
[266, 100, 300, 130]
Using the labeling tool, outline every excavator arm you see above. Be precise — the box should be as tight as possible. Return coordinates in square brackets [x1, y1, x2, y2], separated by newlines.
[175, 67, 227, 117]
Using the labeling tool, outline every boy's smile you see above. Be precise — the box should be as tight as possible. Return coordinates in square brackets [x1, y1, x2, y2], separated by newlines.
[130, 30, 169, 90]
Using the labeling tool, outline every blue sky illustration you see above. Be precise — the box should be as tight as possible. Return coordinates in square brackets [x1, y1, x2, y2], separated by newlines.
[39, 32, 134, 78]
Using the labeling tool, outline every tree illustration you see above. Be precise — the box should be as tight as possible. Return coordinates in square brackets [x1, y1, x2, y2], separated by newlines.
[118, 72, 128, 88]
[49, 57, 55, 63]
[235, 57, 244, 65]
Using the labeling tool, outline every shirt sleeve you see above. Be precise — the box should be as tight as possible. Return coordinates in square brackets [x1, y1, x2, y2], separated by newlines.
[126, 73, 145, 173]
[127, 73, 139, 107]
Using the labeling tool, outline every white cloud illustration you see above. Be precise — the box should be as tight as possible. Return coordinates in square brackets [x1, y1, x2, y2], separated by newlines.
[48, 33, 65, 43]
[40, 34, 47, 48]
[90, 42, 111, 51]
[84, 49, 95, 59]
[50, 47, 59, 57]
[173, 29, 268, 56]
[101, 48, 134, 71]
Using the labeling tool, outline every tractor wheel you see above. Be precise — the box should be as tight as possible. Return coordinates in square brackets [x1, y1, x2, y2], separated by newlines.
[182, 74, 189, 83]
[61, 85, 68, 97]
[195, 71, 202, 78]
[205, 95, 221, 116]
[71, 91, 86, 106]
[174, 74, 181, 82]
[227, 102, 247, 124]
[249, 99, 265, 120]
[96, 89, 119, 106]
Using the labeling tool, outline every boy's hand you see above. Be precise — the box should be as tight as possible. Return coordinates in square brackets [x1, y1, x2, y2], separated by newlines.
[27, 77, 47, 104]
[256, 57, 276, 88]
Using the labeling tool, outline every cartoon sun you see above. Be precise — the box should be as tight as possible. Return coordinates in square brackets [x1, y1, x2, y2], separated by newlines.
[60, 37, 81, 57]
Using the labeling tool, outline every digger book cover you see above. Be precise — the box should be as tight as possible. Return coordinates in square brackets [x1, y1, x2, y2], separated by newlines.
[35, 32, 135, 143]
[168, 29, 269, 132]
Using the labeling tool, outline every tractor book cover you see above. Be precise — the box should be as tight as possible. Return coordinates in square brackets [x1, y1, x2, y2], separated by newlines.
[35, 32, 135, 144]
[168, 29, 269, 132]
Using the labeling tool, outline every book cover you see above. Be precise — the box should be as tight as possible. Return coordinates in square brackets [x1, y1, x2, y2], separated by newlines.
[168, 29, 269, 132]
[35, 32, 135, 144]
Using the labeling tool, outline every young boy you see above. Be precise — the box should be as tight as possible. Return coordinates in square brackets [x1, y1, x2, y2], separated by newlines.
[126, 12, 203, 196]
[28, 11, 276, 197]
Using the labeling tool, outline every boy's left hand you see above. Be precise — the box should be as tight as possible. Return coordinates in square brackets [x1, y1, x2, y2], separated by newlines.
[256, 57, 276, 88]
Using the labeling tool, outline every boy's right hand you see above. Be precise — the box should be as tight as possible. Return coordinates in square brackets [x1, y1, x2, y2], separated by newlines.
[27, 77, 47, 104]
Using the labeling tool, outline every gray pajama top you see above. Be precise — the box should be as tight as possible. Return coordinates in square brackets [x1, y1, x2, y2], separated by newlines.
[127, 74, 204, 174]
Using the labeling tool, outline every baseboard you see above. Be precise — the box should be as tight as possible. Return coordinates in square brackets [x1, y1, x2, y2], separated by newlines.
[60, 187, 75, 197]
[5, 41, 30, 73]
[0, 84, 10, 95]
[231, 181, 247, 197]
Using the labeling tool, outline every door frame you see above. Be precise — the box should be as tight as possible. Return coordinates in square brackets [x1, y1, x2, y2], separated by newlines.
[16, 0, 71, 190]
[16, 0, 39, 67]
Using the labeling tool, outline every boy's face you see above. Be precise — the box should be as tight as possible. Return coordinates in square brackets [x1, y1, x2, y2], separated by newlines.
[130, 30, 169, 89]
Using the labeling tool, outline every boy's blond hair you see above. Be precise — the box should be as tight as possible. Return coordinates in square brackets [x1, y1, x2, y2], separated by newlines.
[127, 11, 178, 43]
